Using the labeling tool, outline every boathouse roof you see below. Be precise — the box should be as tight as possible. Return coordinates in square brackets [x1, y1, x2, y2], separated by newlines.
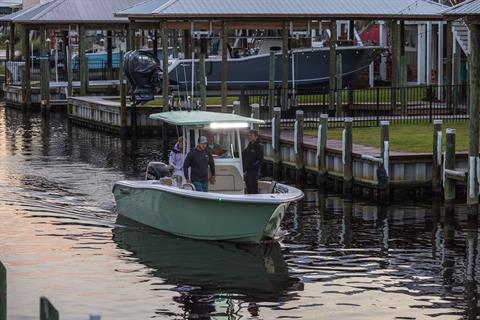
[116, 0, 448, 20]
[444, 0, 480, 17]
[0, 0, 145, 24]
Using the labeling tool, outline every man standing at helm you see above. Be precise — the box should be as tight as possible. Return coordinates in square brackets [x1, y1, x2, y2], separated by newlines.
[242, 130, 264, 194]
[183, 136, 216, 192]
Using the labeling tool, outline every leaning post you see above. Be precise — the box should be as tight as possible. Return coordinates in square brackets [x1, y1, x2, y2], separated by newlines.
[0, 261, 6, 320]
[272, 107, 282, 180]
[444, 128, 456, 213]
[294, 110, 305, 185]
[467, 23, 479, 217]
[432, 120, 443, 196]
[40, 297, 59, 320]
[343, 118, 353, 196]
[317, 114, 328, 188]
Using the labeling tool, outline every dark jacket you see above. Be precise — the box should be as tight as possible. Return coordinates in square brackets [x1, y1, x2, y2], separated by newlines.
[242, 140, 264, 172]
[183, 147, 215, 182]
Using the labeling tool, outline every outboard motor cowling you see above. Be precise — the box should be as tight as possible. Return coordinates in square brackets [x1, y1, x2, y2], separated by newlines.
[124, 50, 162, 104]
[145, 162, 174, 180]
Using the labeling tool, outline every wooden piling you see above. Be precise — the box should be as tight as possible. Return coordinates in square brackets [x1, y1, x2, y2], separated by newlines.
[183, 30, 191, 60]
[390, 20, 399, 110]
[317, 114, 328, 188]
[9, 23, 14, 62]
[467, 23, 480, 216]
[21, 26, 31, 108]
[432, 120, 443, 195]
[106, 30, 113, 80]
[126, 26, 134, 51]
[343, 118, 353, 196]
[0, 261, 6, 320]
[272, 107, 282, 180]
[40, 297, 59, 320]
[153, 30, 158, 58]
[329, 20, 337, 115]
[221, 21, 228, 113]
[444, 128, 456, 211]
[66, 45, 73, 99]
[445, 21, 453, 111]
[162, 21, 169, 111]
[199, 53, 206, 110]
[282, 22, 289, 110]
[295, 110, 304, 185]
[79, 25, 88, 96]
[453, 41, 461, 114]
[336, 53, 343, 115]
[119, 51, 127, 137]
[39, 26, 50, 112]
[268, 51, 276, 117]
[251, 103, 260, 130]
[400, 55, 407, 115]
[379, 120, 390, 203]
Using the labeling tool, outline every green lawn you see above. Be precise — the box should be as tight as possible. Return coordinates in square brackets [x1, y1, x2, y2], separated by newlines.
[305, 121, 469, 153]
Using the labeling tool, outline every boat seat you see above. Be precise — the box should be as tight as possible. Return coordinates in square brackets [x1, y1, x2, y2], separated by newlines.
[159, 177, 174, 186]
[208, 165, 244, 194]
[258, 180, 277, 194]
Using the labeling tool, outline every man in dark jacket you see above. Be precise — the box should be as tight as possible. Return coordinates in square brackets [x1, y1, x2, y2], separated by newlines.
[242, 130, 264, 194]
[183, 136, 216, 192]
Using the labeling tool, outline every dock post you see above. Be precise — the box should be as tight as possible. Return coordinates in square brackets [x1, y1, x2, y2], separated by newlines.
[79, 25, 88, 96]
[390, 20, 399, 110]
[268, 51, 276, 117]
[39, 26, 51, 113]
[282, 21, 289, 111]
[162, 21, 169, 112]
[379, 120, 390, 204]
[9, 23, 14, 64]
[221, 21, 228, 113]
[40, 297, 59, 320]
[329, 20, 337, 116]
[444, 128, 456, 213]
[119, 51, 127, 137]
[432, 120, 443, 196]
[295, 110, 304, 186]
[445, 21, 453, 111]
[336, 54, 343, 115]
[453, 41, 461, 114]
[467, 23, 480, 218]
[400, 55, 407, 115]
[199, 53, 206, 110]
[153, 30, 158, 58]
[0, 261, 6, 320]
[317, 114, 328, 189]
[66, 45, 73, 99]
[343, 118, 353, 196]
[233, 101, 240, 114]
[106, 30, 113, 81]
[251, 103, 260, 130]
[272, 107, 282, 181]
[21, 26, 31, 109]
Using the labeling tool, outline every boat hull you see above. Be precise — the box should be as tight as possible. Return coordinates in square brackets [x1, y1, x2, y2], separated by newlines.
[113, 181, 297, 243]
[168, 46, 384, 90]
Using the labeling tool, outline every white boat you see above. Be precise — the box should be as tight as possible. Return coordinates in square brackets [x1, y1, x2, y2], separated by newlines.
[112, 111, 304, 243]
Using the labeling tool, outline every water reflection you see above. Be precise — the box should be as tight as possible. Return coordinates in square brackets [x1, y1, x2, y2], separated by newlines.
[113, 217, 301, 319]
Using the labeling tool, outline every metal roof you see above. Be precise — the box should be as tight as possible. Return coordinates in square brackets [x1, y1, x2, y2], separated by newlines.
[0, 0, 146, 24]
[444, 0, 480, 16]
[149, 111, 265, 126]
[117, 0, 448, 20]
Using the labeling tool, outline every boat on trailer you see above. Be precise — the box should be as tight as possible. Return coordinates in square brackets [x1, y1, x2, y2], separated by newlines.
[112, 111, 304, 243]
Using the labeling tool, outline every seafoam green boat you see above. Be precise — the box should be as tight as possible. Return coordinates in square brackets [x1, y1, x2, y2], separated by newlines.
[112, 111, 304, 243]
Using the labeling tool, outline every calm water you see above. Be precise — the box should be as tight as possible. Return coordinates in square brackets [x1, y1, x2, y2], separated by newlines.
[0, 107, 478, 320]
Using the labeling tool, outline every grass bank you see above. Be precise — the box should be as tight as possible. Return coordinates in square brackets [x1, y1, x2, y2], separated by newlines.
[305, 121, 469, 153]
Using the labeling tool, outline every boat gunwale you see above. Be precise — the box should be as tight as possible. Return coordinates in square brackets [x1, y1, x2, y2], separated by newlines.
[113, 181, 304, 204]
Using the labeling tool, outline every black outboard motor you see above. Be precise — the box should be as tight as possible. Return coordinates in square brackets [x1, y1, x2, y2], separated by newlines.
[145, 162, 174, 180]
[124, 50, 162, 104]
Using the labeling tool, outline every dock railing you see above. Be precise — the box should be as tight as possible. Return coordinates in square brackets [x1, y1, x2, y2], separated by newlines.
[246, 84, 469, 128]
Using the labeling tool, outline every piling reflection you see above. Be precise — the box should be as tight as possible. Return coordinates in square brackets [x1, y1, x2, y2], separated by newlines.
[112, 216, 300, 318]
[465, 218, 478, 320]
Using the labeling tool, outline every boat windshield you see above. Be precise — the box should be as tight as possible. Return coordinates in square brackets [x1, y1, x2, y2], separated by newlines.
[202, 130, 239, 159]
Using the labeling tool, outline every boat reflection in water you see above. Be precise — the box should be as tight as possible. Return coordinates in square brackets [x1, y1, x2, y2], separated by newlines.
[112, 216, 301, 318]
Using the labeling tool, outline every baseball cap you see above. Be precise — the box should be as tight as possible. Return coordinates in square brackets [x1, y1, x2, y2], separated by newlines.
[198, 136, 208, 144]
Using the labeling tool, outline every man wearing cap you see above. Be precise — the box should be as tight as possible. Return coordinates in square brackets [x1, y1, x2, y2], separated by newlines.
[242, 130, 264, 194]
[183, 136, 216, 192]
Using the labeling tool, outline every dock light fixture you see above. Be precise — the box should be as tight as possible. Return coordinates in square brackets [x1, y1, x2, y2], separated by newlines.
[210, 122, 249, 129]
